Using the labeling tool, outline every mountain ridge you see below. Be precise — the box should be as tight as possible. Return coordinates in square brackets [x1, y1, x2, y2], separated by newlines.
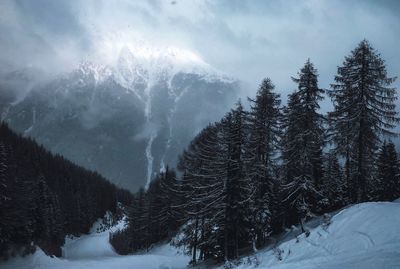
[0, 46, 240, 190]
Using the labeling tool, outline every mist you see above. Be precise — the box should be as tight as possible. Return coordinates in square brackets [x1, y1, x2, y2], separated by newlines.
[1, 0, 399, 102]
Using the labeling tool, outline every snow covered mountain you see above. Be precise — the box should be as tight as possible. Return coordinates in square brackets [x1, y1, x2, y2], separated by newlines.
[2, 200, 400, 269]
[0, 45, 239, 191]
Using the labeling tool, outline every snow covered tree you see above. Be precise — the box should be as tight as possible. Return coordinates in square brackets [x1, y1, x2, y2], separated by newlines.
[221, 101, 253, 260]
[153, 167, 181, 238]
[176, 101, 253, 261]
[246, 78, 282, 248]
[176, 123, 227, 262]
[128, 188, 147, 250]
[374, 141, 400, 201]
[329, 40, 399, 202]
[322, 152, 347, 210]
[281, 60, 325, 230]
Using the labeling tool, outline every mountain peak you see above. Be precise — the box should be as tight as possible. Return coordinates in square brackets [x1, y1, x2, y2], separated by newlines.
[76, 61, 112, 83]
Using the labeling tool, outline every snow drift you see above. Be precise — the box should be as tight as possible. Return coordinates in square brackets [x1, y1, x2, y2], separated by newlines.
[223, 201, 400, 269]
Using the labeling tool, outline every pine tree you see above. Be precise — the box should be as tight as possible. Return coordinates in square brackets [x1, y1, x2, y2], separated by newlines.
[246, 78, 282, 248]
[158, 167, 181, 237]
[281, 59, 325, 230]
[127, 188, 147, 250]
[375, 141, 400, 201]
[329, 40, 399, 202]
[178, 122, 228, 262]
[175, 102, 253, 261]
[222, 101, 253, 260]
[0, 141, 11, 256]
[0, 142, 8, 205]
[322, 152, 347, 210]
[35, 175, 64, 256]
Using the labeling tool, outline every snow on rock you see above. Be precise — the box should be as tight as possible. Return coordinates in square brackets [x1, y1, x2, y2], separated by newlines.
[1, 215, 190, 269]
[223, 201, 400, 269]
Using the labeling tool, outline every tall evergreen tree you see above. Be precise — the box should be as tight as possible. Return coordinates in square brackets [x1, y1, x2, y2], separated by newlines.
[281, 59, 325, 230]
[329, 40, 399, 202]
[176, 123, 226, 263]
[221, 101, 252, 260]
[246, 78, 282, 248]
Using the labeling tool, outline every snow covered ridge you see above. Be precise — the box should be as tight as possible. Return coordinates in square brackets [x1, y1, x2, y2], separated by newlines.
[72, 44, 234, 87]
[2, 200, 399, 269]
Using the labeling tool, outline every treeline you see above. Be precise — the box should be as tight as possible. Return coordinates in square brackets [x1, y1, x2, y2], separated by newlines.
[110, 167, 182, 254]
[0, 123, 133, 259]
[111, 40, 400, 263]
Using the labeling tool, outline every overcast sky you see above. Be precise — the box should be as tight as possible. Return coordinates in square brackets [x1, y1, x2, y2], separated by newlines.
[0, 0, 399, 102]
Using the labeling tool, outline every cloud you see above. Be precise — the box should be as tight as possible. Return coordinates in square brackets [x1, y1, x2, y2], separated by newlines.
[0, 0, 399, 102]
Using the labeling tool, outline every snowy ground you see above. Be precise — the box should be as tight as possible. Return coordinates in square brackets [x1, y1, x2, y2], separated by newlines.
[218, 200, 400, 269]
[2, 217, 190, 269]
[2, 200, 400, 269]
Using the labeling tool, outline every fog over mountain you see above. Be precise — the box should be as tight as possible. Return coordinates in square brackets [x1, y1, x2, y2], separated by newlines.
[1, 0, 400, 190]
[0, 44, 239, 190]
[1, 0, 399, 95]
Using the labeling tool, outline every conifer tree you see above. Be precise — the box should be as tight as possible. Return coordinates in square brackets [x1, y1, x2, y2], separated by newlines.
[246, 78, 282, 248]
[329, 40, 399, 202]
[281, 60, 325, 230]
[322, 152, 347, 210]
[221, 102, 252, 260]
[176, 123, 226, 262]
[375, 141, 400, 201]
[0, 142, 8, 205]
[35, 175, 64, 256]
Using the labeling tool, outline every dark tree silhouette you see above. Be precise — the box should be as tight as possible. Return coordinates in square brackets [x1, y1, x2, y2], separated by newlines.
[329, 40, 399, 202]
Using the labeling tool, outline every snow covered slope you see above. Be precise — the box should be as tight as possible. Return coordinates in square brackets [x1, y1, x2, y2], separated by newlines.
[221, 201, 400, 269]
[2, 201, 399, 269]
[1, 217, 190, 269]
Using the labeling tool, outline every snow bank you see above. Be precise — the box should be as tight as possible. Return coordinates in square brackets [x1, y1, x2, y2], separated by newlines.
[225, 201, 400, 269]
[1, 215, 190, 269]
[62, 215, 126, 259]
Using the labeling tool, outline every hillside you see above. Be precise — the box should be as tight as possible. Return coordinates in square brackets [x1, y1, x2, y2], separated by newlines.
[2, 200, 399, 269]
[0, 123, 132, 258]
[220, 200, 400, 269]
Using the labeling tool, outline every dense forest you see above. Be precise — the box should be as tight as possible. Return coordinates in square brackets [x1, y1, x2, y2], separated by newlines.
[110, 40, 400, 263]
[0, 123, 133, 259]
